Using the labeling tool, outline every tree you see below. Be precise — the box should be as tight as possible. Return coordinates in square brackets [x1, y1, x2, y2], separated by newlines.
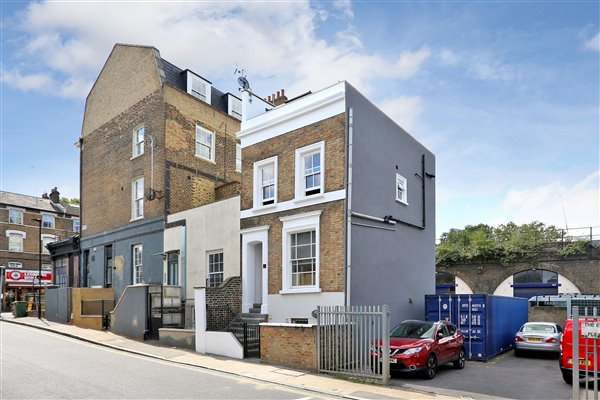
[436, 221, 565, 265]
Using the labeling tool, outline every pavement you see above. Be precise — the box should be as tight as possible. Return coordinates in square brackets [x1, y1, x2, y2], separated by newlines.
[0, 313, 499, 400]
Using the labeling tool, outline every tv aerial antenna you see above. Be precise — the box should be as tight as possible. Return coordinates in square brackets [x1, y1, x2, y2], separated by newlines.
[234, 64, 250, 91]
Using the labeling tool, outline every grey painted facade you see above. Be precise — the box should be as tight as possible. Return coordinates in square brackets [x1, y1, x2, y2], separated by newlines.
[80, 215, 164, 300]
[345, 83, 436, 326]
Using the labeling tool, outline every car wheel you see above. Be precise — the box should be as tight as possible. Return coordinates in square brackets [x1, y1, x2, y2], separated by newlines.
[453, 348, 466, 369]
[423, 354, 437, 380]
[561, 370, 573, 385]
[514, 348, 521, 357]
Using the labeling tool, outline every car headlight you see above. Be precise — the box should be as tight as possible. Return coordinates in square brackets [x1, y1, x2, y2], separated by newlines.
[403, 347, 423, 355]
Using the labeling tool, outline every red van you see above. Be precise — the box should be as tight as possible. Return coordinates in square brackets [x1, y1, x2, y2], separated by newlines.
[559, 318, 600, 384]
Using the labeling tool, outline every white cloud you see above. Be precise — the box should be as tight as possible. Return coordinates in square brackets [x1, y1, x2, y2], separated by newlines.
[378, 96, 424, 132]
[501, 170, 600, 229]
[585, 32, 600, 51]
[4, 1, 430, 100]
[439, 48, 460, 66]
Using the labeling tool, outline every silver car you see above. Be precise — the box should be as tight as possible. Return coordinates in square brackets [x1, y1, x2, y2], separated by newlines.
[514, 322, 562, 356]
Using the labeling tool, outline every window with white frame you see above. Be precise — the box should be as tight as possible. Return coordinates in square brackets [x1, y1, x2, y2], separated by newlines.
[253, 157, 277, 207]
[290, 230, 317, 287]
[195, 125, 215, 162]
[132, 244, 143, 284]
[235, 144, 242, 172]
[133, 126, 144, 157]
[280, 211, 321, 293]
[395, 173, 408, 205]
[73, 218, 80, 233]
[6, 230, 25, 252]
[8, 262, 22, 269]
[8, 209, 23, 225]
[41, 234, 56, 255]
[207, 251, 224, 287]
[132, 177, 144, 219]
[295, 141, 325, 199]
[42, 214, 55, 229]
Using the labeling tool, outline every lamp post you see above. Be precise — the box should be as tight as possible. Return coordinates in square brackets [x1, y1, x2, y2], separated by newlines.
[32, 218, 43, 319]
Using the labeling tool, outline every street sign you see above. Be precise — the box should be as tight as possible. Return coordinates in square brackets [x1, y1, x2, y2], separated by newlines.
[581, 321, 600, 338]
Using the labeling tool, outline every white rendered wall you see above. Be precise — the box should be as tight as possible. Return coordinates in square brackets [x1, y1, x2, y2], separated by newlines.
[493, 272, 581, 296]
[167, 197, 240, 300]
[194, 288, 243, 359]
[455, 276, 474, 294]
[268, 291, 345, 324]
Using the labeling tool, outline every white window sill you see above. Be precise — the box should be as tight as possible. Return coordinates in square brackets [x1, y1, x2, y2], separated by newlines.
[130, 153, 144, 161]
[194, 154, 216, 164]
[279, 287, 322, 295]
[395, 199, 409, 206]
[293, 193, 324, 204]
[130, 216, 144, 222]
[251, 203, 277, 213]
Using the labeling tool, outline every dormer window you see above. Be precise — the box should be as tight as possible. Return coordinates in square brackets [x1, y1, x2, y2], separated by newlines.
[186, 71, 211, 105]
[228, 94, 242, 120]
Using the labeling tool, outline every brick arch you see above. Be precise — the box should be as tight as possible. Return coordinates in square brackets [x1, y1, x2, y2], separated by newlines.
[494, 263, 583, 293]
[435, 266, 480, 294]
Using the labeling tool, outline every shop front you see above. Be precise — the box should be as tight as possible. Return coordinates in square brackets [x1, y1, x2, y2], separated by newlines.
[3, 268, 53, 313]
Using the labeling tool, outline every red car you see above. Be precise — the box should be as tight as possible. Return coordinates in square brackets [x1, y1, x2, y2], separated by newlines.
[559, 317, 600, 384]
[371, 320, 466, 379]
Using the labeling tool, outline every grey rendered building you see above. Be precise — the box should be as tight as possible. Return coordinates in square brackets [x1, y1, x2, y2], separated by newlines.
[238, 81, 435, 325]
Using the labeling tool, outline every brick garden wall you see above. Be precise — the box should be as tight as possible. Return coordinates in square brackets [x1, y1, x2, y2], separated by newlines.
[260, 324, 317, 372]
[205, 276, 242, 331]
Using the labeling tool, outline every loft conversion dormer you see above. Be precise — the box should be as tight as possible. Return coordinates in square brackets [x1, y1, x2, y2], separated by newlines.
[185, 70, 212, 105]
[226, 93, 242, 120]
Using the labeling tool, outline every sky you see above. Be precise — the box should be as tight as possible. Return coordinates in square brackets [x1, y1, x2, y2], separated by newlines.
[1, 0, 598, 239]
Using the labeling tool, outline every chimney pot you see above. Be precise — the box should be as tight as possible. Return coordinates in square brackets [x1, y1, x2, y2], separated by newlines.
[281, 89, 285, 97]
[277, 90, 281, 97]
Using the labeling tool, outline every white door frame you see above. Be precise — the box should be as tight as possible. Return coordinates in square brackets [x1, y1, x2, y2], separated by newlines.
[241, 225, 269, 314]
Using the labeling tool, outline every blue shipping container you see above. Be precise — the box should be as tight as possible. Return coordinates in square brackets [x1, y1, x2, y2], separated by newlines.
[425, 294, 528, 361]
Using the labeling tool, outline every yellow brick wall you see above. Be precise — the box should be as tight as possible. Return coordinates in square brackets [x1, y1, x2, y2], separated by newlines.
[260, 324, 317, 371]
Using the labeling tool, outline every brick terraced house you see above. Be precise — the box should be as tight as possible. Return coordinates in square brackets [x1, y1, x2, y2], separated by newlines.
[79, 44, 242, 310]
[238, 82, 435, 325]
[0, 188, 79, 312]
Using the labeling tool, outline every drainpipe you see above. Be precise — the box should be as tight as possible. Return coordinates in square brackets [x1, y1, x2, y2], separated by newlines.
[181, 225, 187, 302]
[344, 107, 354, 307]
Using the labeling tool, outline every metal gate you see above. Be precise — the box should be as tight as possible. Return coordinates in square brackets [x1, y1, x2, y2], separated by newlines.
[571, 306, 599, 400]
[317, 305, 390, 384]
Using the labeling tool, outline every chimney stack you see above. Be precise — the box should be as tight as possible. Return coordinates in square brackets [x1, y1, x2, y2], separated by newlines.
[272, 88, 288, 106]
[49, 187, 60, 204]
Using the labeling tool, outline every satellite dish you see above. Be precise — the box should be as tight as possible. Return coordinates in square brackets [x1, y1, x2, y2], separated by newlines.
[238, 76, 250, 90]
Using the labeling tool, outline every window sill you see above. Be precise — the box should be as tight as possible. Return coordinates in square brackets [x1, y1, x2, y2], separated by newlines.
[279, 287, 322, 295]
[251, 203, 277, 213]
[395, 199, 409, 206]
[293, 193, 325, 204]
[130, 216, 144, 222]
[194, 154, 216, 164]
[130, 153, 144, 161]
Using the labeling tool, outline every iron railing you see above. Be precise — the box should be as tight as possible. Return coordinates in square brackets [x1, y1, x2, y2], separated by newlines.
[317, 305, 390, 384]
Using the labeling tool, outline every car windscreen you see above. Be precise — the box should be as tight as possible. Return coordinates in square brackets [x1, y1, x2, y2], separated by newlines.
[390, 322, 435, 338]
[522, 324, 556, 333]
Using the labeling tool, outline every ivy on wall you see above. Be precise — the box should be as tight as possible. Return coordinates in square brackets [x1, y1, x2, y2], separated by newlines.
[436, 221, 590, 265]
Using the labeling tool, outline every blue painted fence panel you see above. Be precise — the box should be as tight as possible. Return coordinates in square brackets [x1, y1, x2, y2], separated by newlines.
[425, 294, 528, 361]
